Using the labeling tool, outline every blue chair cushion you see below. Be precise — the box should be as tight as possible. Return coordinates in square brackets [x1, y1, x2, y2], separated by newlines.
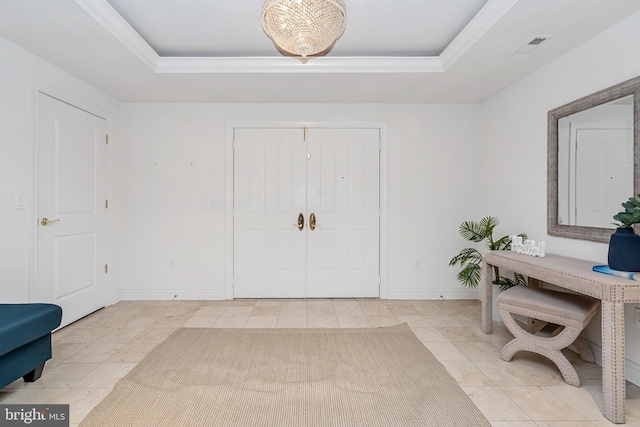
[0, 304, 62, 357]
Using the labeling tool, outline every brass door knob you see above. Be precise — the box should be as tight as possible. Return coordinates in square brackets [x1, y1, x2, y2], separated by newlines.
[297, 213, 304, 231]
[309, 213, 316, 231]
[40, 217, 60, 226]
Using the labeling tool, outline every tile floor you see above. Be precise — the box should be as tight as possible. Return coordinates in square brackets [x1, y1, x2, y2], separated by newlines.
[1, 298, 639, 426]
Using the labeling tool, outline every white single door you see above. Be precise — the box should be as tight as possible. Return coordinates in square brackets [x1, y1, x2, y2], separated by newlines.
[233, 128, 307, 298]
[306, 128, 380, 297]
[233, 127, 380, 298]
[573, 128, 633, 228]
[37, 93, 108, 327]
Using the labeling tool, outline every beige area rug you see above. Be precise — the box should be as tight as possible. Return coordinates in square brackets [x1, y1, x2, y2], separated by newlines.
[79, 324, 490, 427]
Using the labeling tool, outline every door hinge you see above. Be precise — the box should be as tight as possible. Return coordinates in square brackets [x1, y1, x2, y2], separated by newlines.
[106, 134, 109, 144]
[105, 199, 109, 209]
[303, 127, 307, 141]
[378, 277, 382, 287]
[105, 264, 108, 273]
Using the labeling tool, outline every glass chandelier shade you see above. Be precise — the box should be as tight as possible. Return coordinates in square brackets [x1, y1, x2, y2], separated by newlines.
[261, 0, 346, 58]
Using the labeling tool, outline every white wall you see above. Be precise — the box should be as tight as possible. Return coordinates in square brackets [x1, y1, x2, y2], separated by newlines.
[480, 11, 640, 382]
[0, 36, 120, 302]
[4, 6, 640, 381]
[112, 103, 484, 300]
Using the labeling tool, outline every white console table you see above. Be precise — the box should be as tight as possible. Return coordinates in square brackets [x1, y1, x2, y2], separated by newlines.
[481, 251, 640, 424]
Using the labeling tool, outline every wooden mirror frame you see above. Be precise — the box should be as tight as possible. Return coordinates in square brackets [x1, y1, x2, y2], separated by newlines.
[548, 75, 640, 242]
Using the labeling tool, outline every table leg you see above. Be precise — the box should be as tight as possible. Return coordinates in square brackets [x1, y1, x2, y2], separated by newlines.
[601, 300, 626, 423]
[481, 260, 492, 334]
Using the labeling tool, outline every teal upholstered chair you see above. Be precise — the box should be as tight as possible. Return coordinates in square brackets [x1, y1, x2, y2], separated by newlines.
[0, 304, 62, 388]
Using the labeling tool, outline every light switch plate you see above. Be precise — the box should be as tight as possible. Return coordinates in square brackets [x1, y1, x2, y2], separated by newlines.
[15, 194, 24, 210]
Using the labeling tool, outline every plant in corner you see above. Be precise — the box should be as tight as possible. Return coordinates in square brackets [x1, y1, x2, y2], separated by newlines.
[449, 216, 527, 291]
[609, 194, 640, 272]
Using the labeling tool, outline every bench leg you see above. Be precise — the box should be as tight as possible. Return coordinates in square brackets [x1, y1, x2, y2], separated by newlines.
[23, 363, 46, 382]
[498, 309, 582, 387]
[570, 338, 595, 363]
[549, 325, 595, 363]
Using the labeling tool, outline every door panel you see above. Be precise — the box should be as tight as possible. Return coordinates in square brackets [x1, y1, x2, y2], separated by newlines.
[306, 128, 380, 297]
[233, 128, 306, 298]
[37, 93, 107, 327]
[54, 233, 96, 299]
[56, 122, 97, 213]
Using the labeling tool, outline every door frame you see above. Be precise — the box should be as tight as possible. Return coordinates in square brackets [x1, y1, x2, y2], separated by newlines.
[28, 84, 112, 307]
[225, 121, 388, 300]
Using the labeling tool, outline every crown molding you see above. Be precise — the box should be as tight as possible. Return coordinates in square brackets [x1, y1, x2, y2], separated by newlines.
[156, 56, 443, 74]
[440, 0, 520, 70]
[74, 0, 519, 74]
[74, 0, 160, 70]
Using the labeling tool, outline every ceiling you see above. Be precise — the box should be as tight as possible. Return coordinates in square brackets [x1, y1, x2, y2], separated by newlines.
[0, 0, 639, 103]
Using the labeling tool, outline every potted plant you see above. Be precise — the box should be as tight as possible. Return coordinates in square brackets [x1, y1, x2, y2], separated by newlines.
[449, 216, 527, 291]
[609, 194, 640, 272]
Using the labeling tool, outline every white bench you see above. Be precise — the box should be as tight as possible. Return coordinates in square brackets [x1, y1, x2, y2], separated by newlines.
[496, 285, 600, 387]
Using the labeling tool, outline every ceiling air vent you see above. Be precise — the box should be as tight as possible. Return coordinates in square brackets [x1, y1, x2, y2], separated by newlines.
[514, 35, 554, 54]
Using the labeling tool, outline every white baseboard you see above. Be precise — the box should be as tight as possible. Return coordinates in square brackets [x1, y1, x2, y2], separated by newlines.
[385, 289, 480, 300]
[113, 289, 481, 302]
[113, 290, 227, 302]
[588, 340, 640, 387]
[627, 358, 640, 387]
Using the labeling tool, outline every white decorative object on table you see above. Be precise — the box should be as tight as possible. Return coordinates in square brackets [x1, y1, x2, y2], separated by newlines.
[510, 236, 546, 257]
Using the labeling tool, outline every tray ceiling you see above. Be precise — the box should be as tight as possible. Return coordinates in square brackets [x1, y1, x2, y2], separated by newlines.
[0, 0, 638, 102]
[105, 0, 488, 57]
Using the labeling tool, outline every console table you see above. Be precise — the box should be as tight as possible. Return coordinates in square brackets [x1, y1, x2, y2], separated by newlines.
[481, 251, 640, 424]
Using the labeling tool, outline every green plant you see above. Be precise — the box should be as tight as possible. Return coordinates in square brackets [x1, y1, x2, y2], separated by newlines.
[613, 194, 640, 228]
[449, 216, 527, 291]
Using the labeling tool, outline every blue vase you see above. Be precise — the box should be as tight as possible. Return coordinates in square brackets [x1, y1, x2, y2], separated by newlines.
[608, 227, 640, 272]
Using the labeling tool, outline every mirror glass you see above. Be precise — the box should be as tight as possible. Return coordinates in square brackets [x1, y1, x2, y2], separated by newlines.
[556, 95, 634, 229]
[548, 76, 639, 242]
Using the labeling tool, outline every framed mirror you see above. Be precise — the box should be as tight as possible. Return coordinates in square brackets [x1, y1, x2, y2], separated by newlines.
[548, 76, 640, 242]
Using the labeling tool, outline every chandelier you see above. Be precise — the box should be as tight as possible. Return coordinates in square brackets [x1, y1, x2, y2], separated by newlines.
[261, 0, 347, 58]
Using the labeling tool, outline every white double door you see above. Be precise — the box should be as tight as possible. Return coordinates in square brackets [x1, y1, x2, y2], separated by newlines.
[233, 127, 380, 298]
[37, 93, 108, 327]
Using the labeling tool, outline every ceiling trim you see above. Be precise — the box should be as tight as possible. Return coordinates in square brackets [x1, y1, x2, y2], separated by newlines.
[75, 0, 159, 69]
[74, 0, 520, 74]
[440, 0, 519, 70]
[155, 56, 443, 74]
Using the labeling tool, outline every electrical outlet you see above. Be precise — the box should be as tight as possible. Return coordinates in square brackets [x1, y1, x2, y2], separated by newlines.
[635, 307, 640, 326]
[169, 261, 175, 270]
[412, 259, 421, 269]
